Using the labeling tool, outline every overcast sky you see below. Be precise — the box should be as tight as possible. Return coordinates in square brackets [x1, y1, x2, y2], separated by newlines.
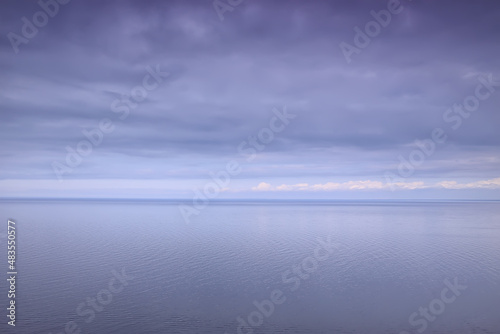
[1, 0, 499, 199]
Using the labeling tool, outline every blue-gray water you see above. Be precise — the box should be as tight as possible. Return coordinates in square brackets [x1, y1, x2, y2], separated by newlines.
[0, 200, 499, 333]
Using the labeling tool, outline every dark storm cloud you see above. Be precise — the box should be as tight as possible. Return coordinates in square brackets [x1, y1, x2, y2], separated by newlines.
[0, 0, 499, 193]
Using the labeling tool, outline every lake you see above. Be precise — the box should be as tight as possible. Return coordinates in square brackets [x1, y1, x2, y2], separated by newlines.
[0, 200, 499, 333]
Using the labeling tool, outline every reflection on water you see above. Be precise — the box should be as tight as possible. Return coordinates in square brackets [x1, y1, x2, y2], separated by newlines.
[0, 200, 499, 333]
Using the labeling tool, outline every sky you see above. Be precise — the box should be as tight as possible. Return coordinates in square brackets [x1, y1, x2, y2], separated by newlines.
[0, 0, 499, 199]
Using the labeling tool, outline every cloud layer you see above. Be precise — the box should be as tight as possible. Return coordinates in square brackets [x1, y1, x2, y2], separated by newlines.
[0, 0, 499, 198]
[251, 178, 500, 192]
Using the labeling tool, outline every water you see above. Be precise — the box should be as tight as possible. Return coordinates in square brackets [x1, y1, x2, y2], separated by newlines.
[0, 200, 499, 333]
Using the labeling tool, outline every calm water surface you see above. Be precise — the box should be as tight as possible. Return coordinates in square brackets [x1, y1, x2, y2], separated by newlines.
[0, 200, 499, 333]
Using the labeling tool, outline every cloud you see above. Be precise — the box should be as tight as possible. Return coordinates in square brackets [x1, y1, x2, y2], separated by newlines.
[436, 178, 500, 189]
[250, 178, 500, 192]
[252, 182, 273, 191]
[0, 0, 499, 198]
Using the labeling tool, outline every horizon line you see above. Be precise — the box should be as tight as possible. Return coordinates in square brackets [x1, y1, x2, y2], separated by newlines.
[1, 197, 499, 202]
